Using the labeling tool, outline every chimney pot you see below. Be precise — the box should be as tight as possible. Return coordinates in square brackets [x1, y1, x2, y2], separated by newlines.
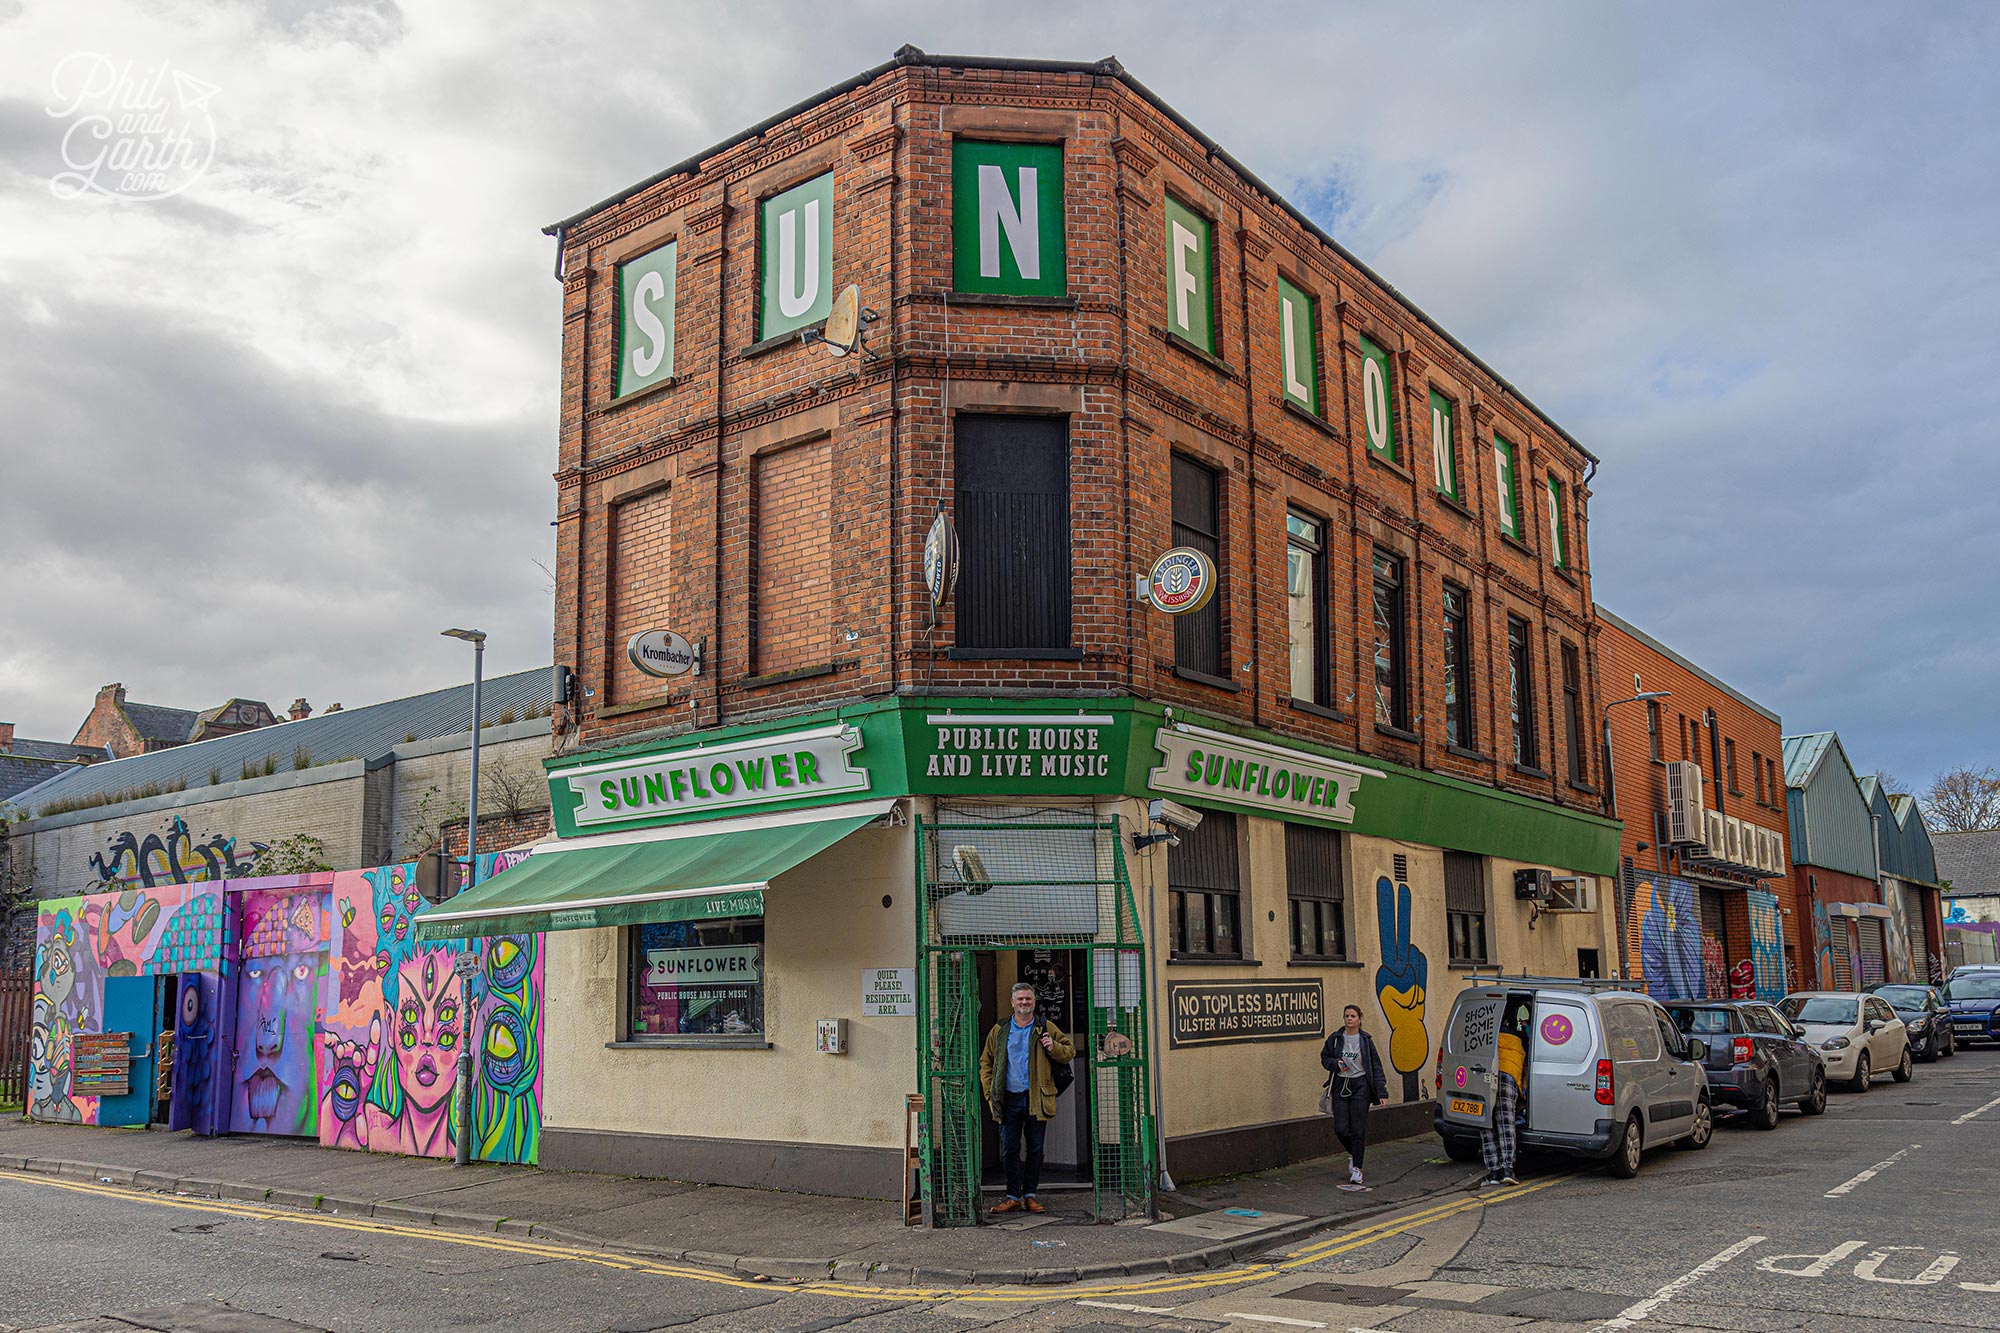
[324, 703, 343, 713]
[289, 698, 312, 721]
[0, 722, 13, 751]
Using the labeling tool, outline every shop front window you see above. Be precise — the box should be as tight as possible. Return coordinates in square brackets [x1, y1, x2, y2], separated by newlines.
[628, 916, 765, 1040]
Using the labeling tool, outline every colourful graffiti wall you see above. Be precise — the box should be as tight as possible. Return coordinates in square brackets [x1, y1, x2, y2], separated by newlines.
[1746, 890, 1786, 1003]
[29, 855, 543, 1165]
[1628, 875, 1703, 1000]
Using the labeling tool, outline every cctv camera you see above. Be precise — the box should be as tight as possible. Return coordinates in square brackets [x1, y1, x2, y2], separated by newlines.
[1148, 798, 1203, 831]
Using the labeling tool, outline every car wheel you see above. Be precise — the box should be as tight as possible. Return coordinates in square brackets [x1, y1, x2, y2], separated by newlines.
[1944, 1033, 1957, 1058]
[1679, 1098, 1714, 1149]
[1848, 1051, 1871, 1092]
[1893, 1045, 1914, 1083]
[1752, 1077, 1782, 1130]
[1443, 1136, 1481, 1164]
[1798, 1068, 1828, 1116]
[1608, 1114, 1644, 1178]
[1920, 1032, 1939, 1063]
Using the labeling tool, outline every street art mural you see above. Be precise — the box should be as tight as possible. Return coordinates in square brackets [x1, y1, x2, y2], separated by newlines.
[1747, 890, 1786, 1003]
[1811, 901, 1837, 990]
[1374, 875, 1429, 1102]
[89, 815, 267, 890]
[1629, 876, 1702, 1000]
[1884, 889, 1917, 985]
[29, 856, 544, 1165]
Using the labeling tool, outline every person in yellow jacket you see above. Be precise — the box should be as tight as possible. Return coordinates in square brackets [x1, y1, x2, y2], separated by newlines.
[979, 982, 1076, 1214]
[1480, 1005, 1528, 1187]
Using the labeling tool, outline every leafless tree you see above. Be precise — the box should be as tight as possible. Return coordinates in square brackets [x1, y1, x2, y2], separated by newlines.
[1872, 768, 1905, 797]
[480, 758, 541, 823]
[1921, 765, 2000, 833]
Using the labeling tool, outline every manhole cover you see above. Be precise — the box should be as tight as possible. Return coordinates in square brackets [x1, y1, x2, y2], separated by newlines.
[1279, 1282, 1414, 1307]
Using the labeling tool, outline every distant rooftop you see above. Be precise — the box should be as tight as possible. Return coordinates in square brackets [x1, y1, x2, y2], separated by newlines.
[1938, 830, 2000, 897]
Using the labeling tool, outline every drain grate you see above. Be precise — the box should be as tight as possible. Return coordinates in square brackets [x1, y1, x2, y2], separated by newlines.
[1279, 1282, 1414, 1307]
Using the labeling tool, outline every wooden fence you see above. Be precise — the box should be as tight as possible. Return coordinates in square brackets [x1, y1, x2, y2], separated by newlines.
[0, 973, 31, 1108]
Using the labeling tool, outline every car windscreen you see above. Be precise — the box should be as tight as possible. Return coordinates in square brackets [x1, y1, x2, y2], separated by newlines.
[1665, 1007, 1732, 1035]
[1945, 976, 2000, 1001]
[1781, 997, 1858, 1024]
[1873, 986, 1930, 1010]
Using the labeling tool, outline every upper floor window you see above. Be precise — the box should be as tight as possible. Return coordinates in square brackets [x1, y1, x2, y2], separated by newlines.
[1561, 640, 1586, 784]
[1547, 473, 1568, 569]
[1725, 737, 1740, 794]
[1647, 699, 1662, 760]
[1442, 581, 1473, 749]
[1359, 334, 1397, 462]
[1286, 511, 1328, 706]
[1754, 749, 1766, 803]
[759, 172, 833, 341]
[954, 415, 1071, 654]
[1494, 434, 1522, 539]
[1277, 277, 1320, 413]
[1768, 757, 1781, 806]
[1163, 194, 1216, 353]
[617, 241, 677, 396]
[1508, 615, 1539, 769]
[1429, 391, 1459, 499]
[952, 141, 1066, 298]
[1172, 454, 1223, 678]
[1371, 549, 1409, 731]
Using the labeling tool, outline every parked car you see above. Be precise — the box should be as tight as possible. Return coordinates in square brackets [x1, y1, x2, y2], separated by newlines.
[1436, 979, 1712, 1180]
[1779, 992, 1911, 1090]
[1943, 970, 2000, 1046]
[1664, 1000, 1828, 1128]
[1870, 983, 1956, 1061]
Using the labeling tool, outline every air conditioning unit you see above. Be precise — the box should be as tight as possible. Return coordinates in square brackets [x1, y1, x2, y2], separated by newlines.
[1704, 808, 1727, 857]
[1667, 761, 1707, 845]
[1513, 867, 1553, 901]
[1720, 817, 1739, 864]
[1759, 828, 1778, 874]
[1771, 830, 1787, 870]
[1545, 875, 1597, 913]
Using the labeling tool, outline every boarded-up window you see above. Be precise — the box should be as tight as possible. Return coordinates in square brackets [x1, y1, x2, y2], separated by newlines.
[1286, 824, 1345, 960]
[1172, 454, 1223, 677]
[953, 415, 1071, 653]
[753, 440, 832, 675]
[608, 485, 672, 704]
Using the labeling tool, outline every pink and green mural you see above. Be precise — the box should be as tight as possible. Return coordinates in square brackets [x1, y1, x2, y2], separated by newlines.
[28, 854, 542, 1165]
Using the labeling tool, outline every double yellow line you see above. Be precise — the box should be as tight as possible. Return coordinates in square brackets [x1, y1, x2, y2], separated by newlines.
[0, 1167, 1573, 1306]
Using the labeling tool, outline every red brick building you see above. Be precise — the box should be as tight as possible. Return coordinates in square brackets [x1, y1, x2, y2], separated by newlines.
[71, 683, 278, 760]
[1597, 606, 1792, 1001]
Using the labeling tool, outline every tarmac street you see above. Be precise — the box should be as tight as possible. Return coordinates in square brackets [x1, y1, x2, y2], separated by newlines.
[3, 1047, 1999, 1332]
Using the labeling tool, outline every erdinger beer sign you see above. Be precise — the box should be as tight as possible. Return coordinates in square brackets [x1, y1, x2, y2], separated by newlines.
[1147, 547, 1216, 616]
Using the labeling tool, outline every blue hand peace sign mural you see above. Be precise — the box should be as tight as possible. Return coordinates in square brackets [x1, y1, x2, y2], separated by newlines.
[1374, 875, 1429, 1101]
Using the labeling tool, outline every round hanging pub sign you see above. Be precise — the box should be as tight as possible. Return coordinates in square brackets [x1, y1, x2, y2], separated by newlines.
[923, 510, 960, 608]
[1148, 547, 1217, 616]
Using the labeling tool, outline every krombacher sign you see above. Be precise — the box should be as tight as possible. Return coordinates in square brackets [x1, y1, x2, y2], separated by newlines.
[1148, 722, 1385, 824]
[561, 722, 869, 828]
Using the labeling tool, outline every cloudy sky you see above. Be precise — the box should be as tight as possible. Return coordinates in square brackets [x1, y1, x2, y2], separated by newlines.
[1, 2, 1994, 788]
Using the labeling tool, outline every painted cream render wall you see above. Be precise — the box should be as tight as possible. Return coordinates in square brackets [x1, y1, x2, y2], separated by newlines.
[543, 819, 917, 1151]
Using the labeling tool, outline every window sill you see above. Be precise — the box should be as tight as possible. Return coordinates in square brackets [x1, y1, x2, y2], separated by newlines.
[1159, 327, 1238, 379]
[1552, 566, 1579, 587]
[1168, 956, 1261, 967]
[1568, 779, 1600, 796]
[1285, 696, 1346, 723]
[947, 292, 1078, 309]
[597, 696, 688, 719]
[1434, 490, 1476, 521]
[1498, 531, 1533, 553]
[1445, 744, 1494, 765]
[739, 662, 839, 689]
[1288, 957, 1361, 969]
[1651, 757, 1668, 768]
[1174, 665, 1242, 693]
[1277, 398, 1341, 439]
[947, 646, 1086, 661]
[1365, 449, 1412, 482]
[737, 330, 804, 359]
[1447, 961, 1492, 972]
[592, 376, 678, 416]
[1510, 762, 1551, 780]
[606, 1038, 773, 1050]
[1727, 787, 1743, 798]
[1374, 723, 1420, 744]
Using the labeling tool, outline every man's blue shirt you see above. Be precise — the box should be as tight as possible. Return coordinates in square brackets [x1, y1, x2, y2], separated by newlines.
[1005, 1016, 1034, 1092]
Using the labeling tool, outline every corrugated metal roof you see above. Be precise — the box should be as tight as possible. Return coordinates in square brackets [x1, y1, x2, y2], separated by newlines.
[1783, 732, 1835, 789]
[7, 667, 552, 815]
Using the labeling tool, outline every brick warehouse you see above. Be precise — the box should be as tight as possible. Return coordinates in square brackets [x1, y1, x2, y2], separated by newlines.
[1597, 605, 1794, 1002]
[430, 50, 1624, 1216]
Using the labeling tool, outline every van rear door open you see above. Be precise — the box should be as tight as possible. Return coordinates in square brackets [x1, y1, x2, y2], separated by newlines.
[1527, 995, 1600, 1138]
[1440, 990, 1506, 1129]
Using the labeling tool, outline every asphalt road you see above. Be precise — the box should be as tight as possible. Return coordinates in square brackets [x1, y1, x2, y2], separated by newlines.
[5, 1044, 1998, 1333]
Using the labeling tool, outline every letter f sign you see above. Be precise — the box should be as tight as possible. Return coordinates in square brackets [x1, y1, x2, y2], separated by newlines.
[1170, 219, 1200, 331]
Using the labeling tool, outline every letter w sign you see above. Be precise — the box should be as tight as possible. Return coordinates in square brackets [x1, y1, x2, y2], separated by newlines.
[953, 141, 1066, 298]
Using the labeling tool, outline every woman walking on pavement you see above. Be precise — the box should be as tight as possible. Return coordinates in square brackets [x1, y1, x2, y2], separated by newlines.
[1319, 1004, 1389, 1189]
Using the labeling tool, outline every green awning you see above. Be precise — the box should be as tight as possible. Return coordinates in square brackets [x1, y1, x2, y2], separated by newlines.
[415, 799, 896, 940]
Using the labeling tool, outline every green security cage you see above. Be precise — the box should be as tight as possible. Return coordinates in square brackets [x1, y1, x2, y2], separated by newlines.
[915, 814, 1155, 1227]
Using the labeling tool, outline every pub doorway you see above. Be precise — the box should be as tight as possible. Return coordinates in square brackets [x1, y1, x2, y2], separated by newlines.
[975, 948, 1092, 1199]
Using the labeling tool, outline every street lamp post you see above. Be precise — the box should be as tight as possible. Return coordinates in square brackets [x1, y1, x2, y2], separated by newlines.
[1602, 681, 1670, 982]
[442, 628, 486, 1168]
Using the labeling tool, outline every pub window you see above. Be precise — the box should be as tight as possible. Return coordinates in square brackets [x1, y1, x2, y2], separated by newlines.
[1172, 454, 1224, 678]
[1286, 823, 1347, 961]
[1769, 757, 1781, 806]
[1679, 713, 1691, 761]
[1646, 699, 1662, 761]
[1442, 580, 1474, 749]
[1753, 749, 1765, 804]
[628, 915, 765, 1041]
[1169, 810, 1241, 960]
[1286, 510, 1328, 705]
[1507, 615, 1539, 769]
[954, 414, 1071, 654]
[1561, 640, 1586, 784]
[1445, 850, 1490, 965]
[1372, 549, 1409, 731]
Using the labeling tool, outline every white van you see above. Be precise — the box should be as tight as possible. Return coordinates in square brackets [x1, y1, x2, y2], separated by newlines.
[1434, 975, 1714, 1178]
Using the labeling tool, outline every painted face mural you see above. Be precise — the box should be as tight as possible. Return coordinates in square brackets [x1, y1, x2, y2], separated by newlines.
[29, 995, 78, 1122]
[385, 951, 462, 1155]
[232, 950, 321, 1134]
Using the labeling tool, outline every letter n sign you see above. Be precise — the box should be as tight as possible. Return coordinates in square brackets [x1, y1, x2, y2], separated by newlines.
[760, 172, 834, 340]
[618, 241, 676, 396]
[953, 141, 1065, 297]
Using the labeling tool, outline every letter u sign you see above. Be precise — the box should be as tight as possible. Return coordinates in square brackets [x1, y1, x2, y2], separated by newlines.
[761, 172, 834, 339]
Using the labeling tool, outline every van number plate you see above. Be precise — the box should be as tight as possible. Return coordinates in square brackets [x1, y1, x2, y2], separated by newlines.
[1449, 1097, 1484, 1116]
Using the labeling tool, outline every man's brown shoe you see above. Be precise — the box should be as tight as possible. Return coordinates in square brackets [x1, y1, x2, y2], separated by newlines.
[990, 1198, 1025, 1214]
[1024, 1197, 1046, 1214]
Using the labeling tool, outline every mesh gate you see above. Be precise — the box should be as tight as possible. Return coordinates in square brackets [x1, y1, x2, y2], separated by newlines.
[916, 816, 1154, 1227]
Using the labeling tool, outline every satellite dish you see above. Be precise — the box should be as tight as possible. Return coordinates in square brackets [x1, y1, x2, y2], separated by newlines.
[952, 844, 991, 895]
[822, 285, 861, 357]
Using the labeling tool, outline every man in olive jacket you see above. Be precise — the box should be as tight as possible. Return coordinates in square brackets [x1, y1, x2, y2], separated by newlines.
[979, 981, 1076, 1214]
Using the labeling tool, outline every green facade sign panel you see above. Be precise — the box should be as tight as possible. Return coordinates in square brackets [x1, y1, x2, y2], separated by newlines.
[1429, 390, 1456, 498]
[1277, 276, 1318, 412]
[1359, 333, 1396, 461]
[1494, 433, 1522, 538]
[617, 240, 676, 395]
[1163, 193, 1214, 352]
[952, 141, 1065, 297]
[760, 172, 833, 340]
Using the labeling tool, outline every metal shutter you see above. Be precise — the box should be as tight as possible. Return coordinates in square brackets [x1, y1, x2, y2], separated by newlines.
[1856, 918, 1888, 989]
[1170, 455, 1223, 677]
[1902, 884, 1933, 982]
[954, 415, 1071, 651]
[1830, 924, 1854, 992]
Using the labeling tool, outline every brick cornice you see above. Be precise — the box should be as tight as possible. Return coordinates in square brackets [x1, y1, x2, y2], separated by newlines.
[846, 122, 902, 161]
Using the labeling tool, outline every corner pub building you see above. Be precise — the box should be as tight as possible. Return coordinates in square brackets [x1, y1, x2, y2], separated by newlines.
[423, 50, 1622, 1224]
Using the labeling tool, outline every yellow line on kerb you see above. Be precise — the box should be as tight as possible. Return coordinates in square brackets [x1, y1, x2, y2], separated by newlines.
[0, 1167, 1576, 1305]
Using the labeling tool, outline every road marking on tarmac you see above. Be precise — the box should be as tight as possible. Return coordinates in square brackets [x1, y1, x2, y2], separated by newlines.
[1589, 1234, 1765, 1333]
[0, 1167, 1573, 1306]
[1825, 1144, 1919, 1197]
[1953, 1093, 2000, 1125]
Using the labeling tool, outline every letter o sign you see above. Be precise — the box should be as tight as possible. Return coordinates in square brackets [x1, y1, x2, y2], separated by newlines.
[1363, 356, 1389, 452]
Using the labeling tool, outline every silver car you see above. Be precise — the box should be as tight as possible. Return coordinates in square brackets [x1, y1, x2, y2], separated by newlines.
[1779, 991, 1912, 1090]
[1435, 978, 1714, 1178]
